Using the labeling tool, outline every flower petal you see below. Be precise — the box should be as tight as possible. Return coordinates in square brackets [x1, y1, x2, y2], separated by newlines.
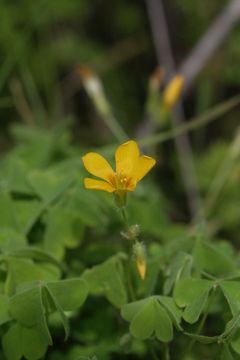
[84, 178, 115, 192]
[115, 140, 139, 176]
[82, 152, 114, 181]
[133, 155, 156, 182]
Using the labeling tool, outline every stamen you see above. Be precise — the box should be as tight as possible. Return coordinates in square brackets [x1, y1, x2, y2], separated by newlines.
[108, 172, 132, 191]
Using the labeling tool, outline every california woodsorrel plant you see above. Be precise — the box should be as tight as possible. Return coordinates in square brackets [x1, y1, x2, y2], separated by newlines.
[82, 140, 156, 280]
[0, 121, 240, 360]
[1, 0, 240, 358]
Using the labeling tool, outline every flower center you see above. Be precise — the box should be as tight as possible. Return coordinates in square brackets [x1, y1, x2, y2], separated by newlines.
[108, 172, 132, 191]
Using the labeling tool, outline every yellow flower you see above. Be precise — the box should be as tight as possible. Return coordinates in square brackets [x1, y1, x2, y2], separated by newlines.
[82, 140, 156, 194]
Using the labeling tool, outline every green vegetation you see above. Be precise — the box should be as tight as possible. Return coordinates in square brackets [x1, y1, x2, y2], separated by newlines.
[0, 0, 240, 359]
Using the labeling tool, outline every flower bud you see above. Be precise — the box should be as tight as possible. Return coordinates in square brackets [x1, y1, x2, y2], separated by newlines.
[133, 241, 147, 280]
[77, 65, 102, 95]
[162, 75, 184, 109]
[76, 64, 110, 116]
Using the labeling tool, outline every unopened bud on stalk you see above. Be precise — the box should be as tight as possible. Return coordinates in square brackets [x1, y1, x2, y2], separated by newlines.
[162, 74, 184, 109]
[76, 65, 100, 92]
[133, 241, 147, 280]
[76, 64, 109, 115]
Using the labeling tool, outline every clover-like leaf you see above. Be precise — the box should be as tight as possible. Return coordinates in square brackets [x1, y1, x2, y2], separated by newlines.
[173, 278, 212, 324]
[9, 278, 88, 347]
[220, 281, 240, 316]
[9, 283, 52, 345]
[13, 199, 43, 234]
[158, 295, 182, 330]
[163, 252, 193, 295]
[193, 239, 235, 276]
[5, 257, 60, 295]
[43, 206, 84, 259]
[47, 278, 88, 312]
[43, 285, 70, 341]
[121, 297, 173, 342]
[28, 169, 73, 203]
[9, 247, 63, 270]
[82, 253, 127, 308]
[2, 322, 49, 360]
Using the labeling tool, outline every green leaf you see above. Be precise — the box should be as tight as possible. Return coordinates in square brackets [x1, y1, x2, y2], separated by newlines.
[9, 247, 63, 270]
[8, 278, 87, 350]
[221, 344, 234, 360]
[10, 125, 54, 167]
[0, 295, 11, 325]
[13, 199, 43, 234]
[43, 206, 84, 259]
[47, 278, 88, 311]
[2, 323, 22, 360]
[82, 253, 127, 308]
[193, 239, 236, 276]
[9, 283, 52, 345]
[163, 252, 193, 295]
[130, 299, 155, 340]
[230, 328, 240, 354]
[2, 323, 49, 360]
[158, 296, 182, 330]
[220, 314, 240, 342]
[220, 281, 240, 316]
[2, 157, 32, 194]
[0, 229, 26, 253]
[183, 288, 210, 324]
[121, 298, 149, 322]
[123, 297, 173, 342]
[20, 324, 49, 360]
[5, 257, 60, 295]
[174, 278, 212, 307]
[0, 194, 43, 236]
[43, 285, 70, 341]
[154, 301, 173, 342]
[0, 190, 15, 228]
[63, 186, 108, 227]
[28, 169, 73, 202]
[173, 278, 212, 324]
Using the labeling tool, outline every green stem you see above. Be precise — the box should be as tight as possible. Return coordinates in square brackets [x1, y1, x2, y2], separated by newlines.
[126, 264, 136, 301]
[141, 94, 240, 147]
[90, 85, 127, 142]
[164, 343, 170, 360]
[148, 342, 160, 360]
[119, 205, 136, 301]
[120, 206, 129, 231]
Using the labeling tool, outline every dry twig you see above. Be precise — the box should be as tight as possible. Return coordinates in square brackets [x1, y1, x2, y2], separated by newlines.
[145, 0, 203, 222]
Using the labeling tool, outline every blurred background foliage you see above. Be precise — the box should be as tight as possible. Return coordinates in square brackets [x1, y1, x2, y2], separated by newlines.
[1, 0, 239, 138]
[0, 0, 240, 359]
